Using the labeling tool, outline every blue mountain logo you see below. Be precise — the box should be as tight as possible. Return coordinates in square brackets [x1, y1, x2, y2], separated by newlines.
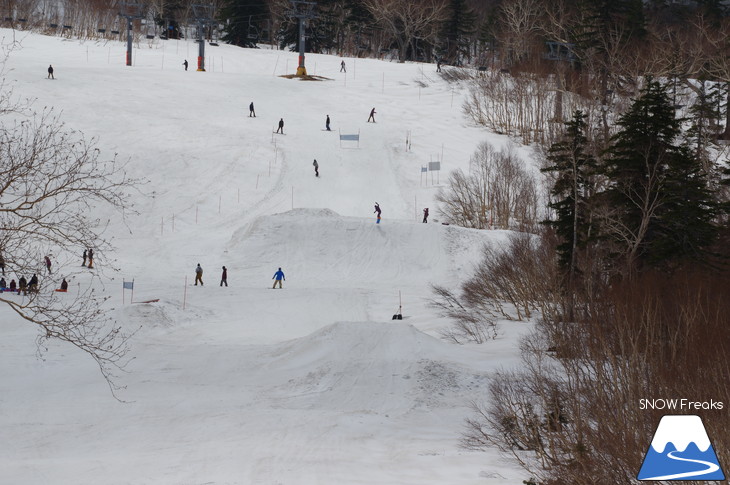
[638, 415, 725, 481]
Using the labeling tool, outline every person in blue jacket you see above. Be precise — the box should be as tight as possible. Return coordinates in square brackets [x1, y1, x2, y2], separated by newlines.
[272, 267, 285, 289]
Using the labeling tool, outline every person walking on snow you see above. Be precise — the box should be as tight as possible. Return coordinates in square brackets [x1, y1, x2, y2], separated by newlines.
[374, 202, 382, 224]
[220, 266, 228, 287]
[183, 59, 188, 71]
[249, 102, 256, 117]
[0, 254, 4, 275]
[313, 159, 319, 177]
[423, 207, 429, 223]
[195, 263, 204, 286]
[272, 267, 285, 289]
[276, 118, 284, 134]
[87, 248, 94, 269]
[367, 107, 376, 123]
[47, 64, 54, 79]
[82, 249, 87, 267]
[45, 255, 52, 274]
[325, 115, 331, 131]
[340, 60, 346, 72]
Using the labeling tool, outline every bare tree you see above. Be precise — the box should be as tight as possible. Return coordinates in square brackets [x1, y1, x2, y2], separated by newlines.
[0, 46, 140, 392]
[363, 0, 448, 62]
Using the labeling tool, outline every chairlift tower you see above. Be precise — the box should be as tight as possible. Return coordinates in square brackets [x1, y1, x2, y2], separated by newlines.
[192, 4, 217, 71]
[119, 2, 145, 66]
[287, 1, 317, 76]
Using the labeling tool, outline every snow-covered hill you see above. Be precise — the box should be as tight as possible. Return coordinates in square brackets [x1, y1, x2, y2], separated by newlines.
[0, 29, 530, 484]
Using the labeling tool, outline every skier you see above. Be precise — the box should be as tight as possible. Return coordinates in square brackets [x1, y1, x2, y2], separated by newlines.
[47, 64, 54, 79]
[276, 118, 284, 134]
[374, 202, 382, 224]
[340, 60, 346, 73]
[368, 107, 376, 123]
[87, 248, 94, 269]
[220, 266, 228, 287]
[423, 207, 429, 223]
[272, 267, 285, 289]
[183, 59, 188, 71]
[313, 159, 319, 177]
[82, 249, 87, 267]
[60, 278, 68, 291]
[325, 115, 331, 131]
[45, 255, 52, 274]
[249, 102, 256, 117]
[195, 263, 204, 286]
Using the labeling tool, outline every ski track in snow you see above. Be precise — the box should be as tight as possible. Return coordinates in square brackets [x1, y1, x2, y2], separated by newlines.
[0, 29, 533, 484]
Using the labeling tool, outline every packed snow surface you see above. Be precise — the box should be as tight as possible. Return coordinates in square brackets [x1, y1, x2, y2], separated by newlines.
[0, 29, 531, 484]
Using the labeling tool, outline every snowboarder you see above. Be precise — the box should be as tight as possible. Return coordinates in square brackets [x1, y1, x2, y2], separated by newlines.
[313, 159, 319, 177]
[272, 267, 285, 289]
[195, 263, 204, 286]
[45, 255, 52, 274]
[60, 278, 68, 291]
[220, 266, 228, 287]
[87, 248, 94, 269]
[183, 59, 188, 71]
[374, 202, 382, 224]
[340, 60, 346, 73]
[276, 118, 284, 134]
[82, 249, 87, 267]
[47, 64, 54, 79]
[423, 207, 429, 223]
[249, 102, 256, 117]
[368, 107, 376, 123]
[325, 115, 331, 131]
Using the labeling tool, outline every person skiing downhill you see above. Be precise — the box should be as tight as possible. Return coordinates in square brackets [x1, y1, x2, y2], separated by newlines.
[313, 159, 319, 177]
[340, 60, 346, 73]
[368, 107, 376, 123]
[276, 118, 284, 134]
[195, 263, 204, 286]
[272, 267, 285, 289]
[374, 202, 382, 224]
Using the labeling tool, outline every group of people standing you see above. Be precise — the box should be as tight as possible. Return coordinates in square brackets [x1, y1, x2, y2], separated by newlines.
[193, 264, 286, 289]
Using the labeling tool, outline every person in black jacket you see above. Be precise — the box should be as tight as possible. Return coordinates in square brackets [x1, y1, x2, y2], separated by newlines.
[220, 266, 228, 287]
[313, 159, 319, 177]
[276, 118, 284, 134]
[249, 102, 256, 117]
[48, 64, 54, 79]
[423, 207, 429, 223]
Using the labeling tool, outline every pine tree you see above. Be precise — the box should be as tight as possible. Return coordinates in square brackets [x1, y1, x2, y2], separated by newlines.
[599, 79, 719, 270]
[219, 0, 270, 48]
[439, 0, 476, 64]
[542, 111, 597, 285]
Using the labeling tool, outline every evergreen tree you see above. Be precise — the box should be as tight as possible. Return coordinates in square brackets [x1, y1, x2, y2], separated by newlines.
[439, 0, 476, 64]
[542, 111, 597, 284]
[219, 0, 270, 48]
[599, 80, 719, 270]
